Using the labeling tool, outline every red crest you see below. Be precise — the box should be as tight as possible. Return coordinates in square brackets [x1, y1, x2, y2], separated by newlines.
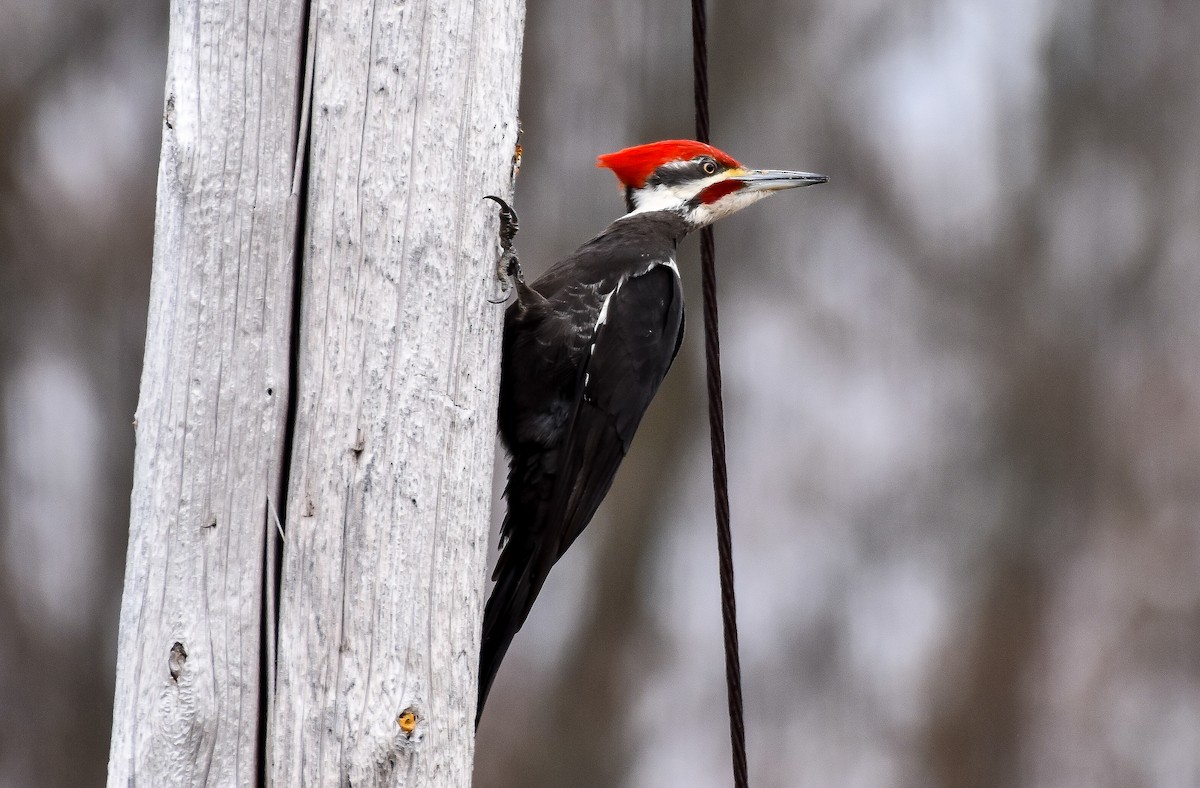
[596, 140, 741, 189]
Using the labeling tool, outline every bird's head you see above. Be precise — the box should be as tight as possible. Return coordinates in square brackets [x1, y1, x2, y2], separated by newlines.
[597, 139, 826, 228]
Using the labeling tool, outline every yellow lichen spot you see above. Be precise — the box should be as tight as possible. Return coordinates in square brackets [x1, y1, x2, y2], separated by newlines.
[397, 708, 418, 735]
[511, 122, 524, 179]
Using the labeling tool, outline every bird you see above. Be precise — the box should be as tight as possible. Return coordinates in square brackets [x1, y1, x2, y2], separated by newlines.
[477, 140, 826, 725]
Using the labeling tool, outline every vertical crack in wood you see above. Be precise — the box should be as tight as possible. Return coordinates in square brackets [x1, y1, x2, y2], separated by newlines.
[258, 1, 318, 785]
[258, 504, 278, 788]
[280, 0, 316, 553]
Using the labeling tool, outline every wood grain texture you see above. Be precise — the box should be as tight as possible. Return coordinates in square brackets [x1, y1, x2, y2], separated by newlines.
[107, 0, 306, 783]
[269, 0, 525, 785]
[112, 0, 522, 782]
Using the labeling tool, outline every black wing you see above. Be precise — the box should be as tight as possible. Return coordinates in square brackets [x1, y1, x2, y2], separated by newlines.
[549, 263, 685, 556]
[478, 263, 683, 723]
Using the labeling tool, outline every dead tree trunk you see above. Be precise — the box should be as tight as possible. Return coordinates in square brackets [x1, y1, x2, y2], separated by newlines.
[270, 0, 525, 783]
[108, 0, 524, 782]
[106, 0, 307, 781]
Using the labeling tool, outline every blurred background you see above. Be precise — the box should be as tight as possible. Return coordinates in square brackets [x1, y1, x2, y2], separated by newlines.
[2, 0, 1198, 785]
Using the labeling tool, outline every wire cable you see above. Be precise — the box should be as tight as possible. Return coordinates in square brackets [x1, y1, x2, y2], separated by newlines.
[690, 2, 750, 785]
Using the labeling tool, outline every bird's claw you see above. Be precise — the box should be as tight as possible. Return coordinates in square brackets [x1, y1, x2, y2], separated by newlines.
[484, 195, 523, 301]
[484, 195, 520, 249]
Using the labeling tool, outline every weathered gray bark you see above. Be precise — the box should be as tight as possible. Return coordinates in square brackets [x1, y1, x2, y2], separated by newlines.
[106, 0, 306, 781]
[269, 0, 524, 784]
[108, 0, 523, 782]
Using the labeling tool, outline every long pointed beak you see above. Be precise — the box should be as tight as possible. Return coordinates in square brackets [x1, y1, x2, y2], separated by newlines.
[734, 169, 828, 192]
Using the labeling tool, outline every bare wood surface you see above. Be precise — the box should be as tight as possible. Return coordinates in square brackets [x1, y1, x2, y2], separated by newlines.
[269, 1, 524, 785]
[106, 0, 306, 783]
[111, 0, 523, 783]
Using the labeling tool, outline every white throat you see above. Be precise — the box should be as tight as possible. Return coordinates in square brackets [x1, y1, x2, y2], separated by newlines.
[626, 170, 730, 216]
[622, 178, 771, 228]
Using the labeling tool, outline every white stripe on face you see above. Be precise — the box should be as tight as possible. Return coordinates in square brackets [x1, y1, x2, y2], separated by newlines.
[627, 166, 745, 216]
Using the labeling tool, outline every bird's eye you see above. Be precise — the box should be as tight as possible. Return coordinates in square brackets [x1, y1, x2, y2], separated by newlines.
[701, 158, 718, 175]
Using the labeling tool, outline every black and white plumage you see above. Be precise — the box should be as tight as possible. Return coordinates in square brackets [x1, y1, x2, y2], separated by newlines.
[478, 141, 826, 724]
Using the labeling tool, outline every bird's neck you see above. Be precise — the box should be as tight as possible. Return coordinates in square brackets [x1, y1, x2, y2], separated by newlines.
[609, 209, 693, 244]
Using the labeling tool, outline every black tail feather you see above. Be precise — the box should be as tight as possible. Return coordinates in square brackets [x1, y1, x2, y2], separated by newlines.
[477, 536, 536, 728]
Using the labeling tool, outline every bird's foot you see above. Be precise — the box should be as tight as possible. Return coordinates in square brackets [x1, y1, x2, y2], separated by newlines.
[484, 195, 523, 302]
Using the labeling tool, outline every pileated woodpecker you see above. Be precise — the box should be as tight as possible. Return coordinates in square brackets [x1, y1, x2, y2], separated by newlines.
[478, 140, 826, 724]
